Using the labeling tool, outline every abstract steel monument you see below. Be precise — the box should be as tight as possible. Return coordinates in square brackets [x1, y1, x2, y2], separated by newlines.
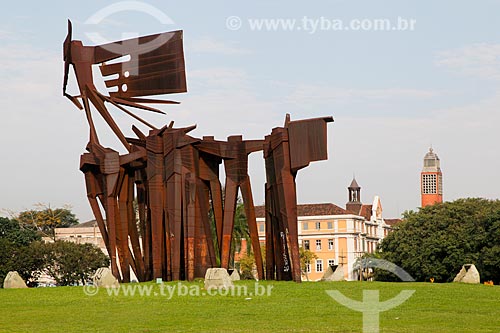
[63, 20, 333, 282]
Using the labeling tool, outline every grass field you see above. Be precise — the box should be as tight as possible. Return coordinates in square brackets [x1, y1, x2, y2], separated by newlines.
[1, 281, 499, 332]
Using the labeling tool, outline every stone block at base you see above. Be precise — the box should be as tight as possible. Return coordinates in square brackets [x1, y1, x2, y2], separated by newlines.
[230, 270, 241, 281]
[321, 264, 346, 282]
[204, 268, 234, 290]
[3, 271, 28, 289]
[453, 264, 480, 284]
[93, 267, 120, 288]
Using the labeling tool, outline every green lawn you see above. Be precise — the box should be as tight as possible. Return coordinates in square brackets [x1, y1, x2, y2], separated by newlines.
[1, 281, 499, 332]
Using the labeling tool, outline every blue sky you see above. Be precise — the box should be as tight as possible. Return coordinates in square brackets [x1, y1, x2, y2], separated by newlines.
[1, 1, 499, 221]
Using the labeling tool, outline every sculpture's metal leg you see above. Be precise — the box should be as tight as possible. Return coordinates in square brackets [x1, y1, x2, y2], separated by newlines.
[264, 184, 275, 280]
[84, 171, 110, 253]
[274, 150, 301, 282]
[220, 178, 238, 269]
[105, 176, 121, 281]
[167, 173, 183, 280]
[126, 172, 145, 281]
[209, 179, 224, 253]
[136, 178, 150, 280]
[146, 142, 165, 280]
[117, 171, 131, 283]
[184, 172, 196, 281]
[240, 177, 264, 280]
[196, 180, 217, 275]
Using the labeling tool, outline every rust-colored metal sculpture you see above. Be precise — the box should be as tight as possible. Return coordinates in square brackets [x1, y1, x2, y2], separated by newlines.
[64, 21, 333, 282]
[264, 115, 334, 282]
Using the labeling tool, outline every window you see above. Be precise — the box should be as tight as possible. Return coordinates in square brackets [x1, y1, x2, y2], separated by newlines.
[316, 239, 322, 250]
[315, 222, 321, 230]
[316, 259, 323, 273]
[422, 174, 437, 194]
[305, 261, 311, 273]
[302, 222, 308, 230]
[328, 259, 335, 267]
[327, 221, 333, 229]
[259, 223, 265, 232]
[303, 240, 310, 250]
[328, 239, 334, 250]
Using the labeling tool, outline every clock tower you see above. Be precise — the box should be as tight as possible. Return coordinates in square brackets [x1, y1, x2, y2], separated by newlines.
[421, 147, 443, 207]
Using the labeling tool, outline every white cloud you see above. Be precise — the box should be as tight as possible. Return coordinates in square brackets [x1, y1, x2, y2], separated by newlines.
[0, 29, 16, 40]
[435, 43, 500, 80]
[188, 37, 250, 55]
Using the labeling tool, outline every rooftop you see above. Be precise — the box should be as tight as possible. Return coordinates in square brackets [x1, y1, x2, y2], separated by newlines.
[255, 203, 348, 219]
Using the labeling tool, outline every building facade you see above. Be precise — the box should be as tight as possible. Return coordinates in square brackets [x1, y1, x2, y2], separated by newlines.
[255, 179, 397, 281]
[54, 220, 107, 254]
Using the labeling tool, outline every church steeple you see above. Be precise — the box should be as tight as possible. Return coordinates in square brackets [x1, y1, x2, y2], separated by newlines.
[346, 177, 362, 214]
[421, 147, 443, 207]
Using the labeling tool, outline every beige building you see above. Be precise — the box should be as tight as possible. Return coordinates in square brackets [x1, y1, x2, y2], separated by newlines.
[54, 220, 107, 255]
[255, 178, 398, 281]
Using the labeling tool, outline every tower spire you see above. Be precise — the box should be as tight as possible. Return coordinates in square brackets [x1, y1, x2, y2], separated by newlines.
[346, 176, 362, 214]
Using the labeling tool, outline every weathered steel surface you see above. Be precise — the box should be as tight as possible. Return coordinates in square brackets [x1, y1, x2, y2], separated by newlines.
[64, 21, 332, 282]
[264, 115, 333, 282]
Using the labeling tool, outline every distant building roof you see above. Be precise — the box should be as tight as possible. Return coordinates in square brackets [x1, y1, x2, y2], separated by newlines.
[359, 205, 373, 220]
[384, 218, 402, 226]
[255, 203, 348, 218]
[73, 220, 99, 228]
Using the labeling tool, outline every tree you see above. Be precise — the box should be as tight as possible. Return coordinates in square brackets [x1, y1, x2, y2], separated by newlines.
[300, 247, 318, 281]
[0, 217, 45, 287]
[8, 241, 48, 286]
[44, 241, 109, 286]
[17, 204, 79, 240]
[0, 216, 40, 246]
[237, 245, 266, 279]
[1, 214, 107, 287]
[377, 198, 500, 283]
[207, 192, 251, 267]
[230, 199, 251, 267]
[239, 253, 256, 279]
[0, 238, 16, 287]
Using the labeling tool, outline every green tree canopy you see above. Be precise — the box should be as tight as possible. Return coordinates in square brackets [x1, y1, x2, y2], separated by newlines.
[299, 247, 318, 281]
[0, 216, 40, 246]
[377, 198, 500, 283]
[17, 205, 79, 240]
[0, 217, 44, 286]
[44, 241, 109, 286]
